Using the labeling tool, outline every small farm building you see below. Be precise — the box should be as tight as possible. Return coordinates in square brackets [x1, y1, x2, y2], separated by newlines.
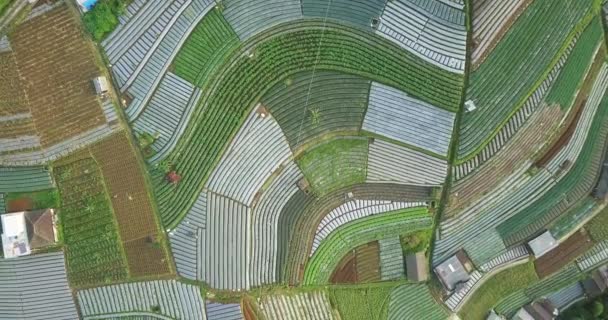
[528, 231, 558, 258]
[1, 209, 57, 258]
[406, 251, 428, 282]
[434, 249, 473, 291]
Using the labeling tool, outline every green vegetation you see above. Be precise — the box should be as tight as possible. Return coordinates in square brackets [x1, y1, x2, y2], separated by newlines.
[331, 283, 396, 320]
[82, 0, 128, 41]
[458, 0, 596, 161]
[386, 284, 448, 320]
[459, 261, 539, 320]
[54, 158, 128, 287]
[173, 9, 240, 87]
[0, 0, 12, 16]
[303, 207, 431, 285]
[550, 197, 597, 238]
[562, 293, 608, 320]
[297, 138, 368, 196]
[497, 88, 608, 243]
[400, 229, 432, 254]
[153, 21, 463, 227]
[263, 70, 370, 149]
[588, 206, 608, 241]
[545, 17, 604, 110]
[5, 189, 60, 210]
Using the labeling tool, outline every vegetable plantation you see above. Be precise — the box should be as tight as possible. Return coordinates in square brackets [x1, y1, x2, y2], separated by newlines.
[54, 157, 128, 287]
[173, 9, 240, 88]
[153, 20, 463, 228]
[297, 137, 369, 196]
[303, 206, 431, 285]
[458, 0, 596, 161]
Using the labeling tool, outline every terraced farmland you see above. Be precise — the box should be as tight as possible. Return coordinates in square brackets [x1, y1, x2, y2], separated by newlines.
[152, 20, 463, 228]
[458, 0, 595, 161]
[3, 0, 608, 319]
[54, 157, 128, 287]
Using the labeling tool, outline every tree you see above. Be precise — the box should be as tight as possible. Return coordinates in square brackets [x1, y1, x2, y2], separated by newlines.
[593, 300, 604, 318]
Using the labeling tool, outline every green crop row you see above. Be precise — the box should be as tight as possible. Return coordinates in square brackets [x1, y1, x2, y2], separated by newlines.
[54, 158, 128, 287]
[386, 283, 448, 320]
[302, 207, 431, 285]
[545, 16, 604, 110]
[262, 70, 370, 150]
[173, 9, 240, 87]
[153, 20, 463, 228]
[330, 284, 397, 320]
[497, 86, 608, 241]
[457, 0, 596, 161]
[459, 261, 539, 320]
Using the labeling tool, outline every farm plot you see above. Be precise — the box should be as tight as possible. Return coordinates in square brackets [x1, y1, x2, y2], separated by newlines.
[331, 283, 397, 320]
[152, 20, 463, 228]
[221, 0, 302, 40]
[173, 9, 240, 87]
[0, 166, 53, 193]
[458, 261, 538, 320]
[329, 241, 381, 284]
[283, 183, 433, 284]
[534, 231, 593, 278]
[253, 289, 336, 320]
[545, 17, 604, 110]
[387, 283, 448, 320]
[90, 133, 171, 277]
[457, 0, 595, 160]
[303, 207, 431, 285]
[262, 70, 370, 150]
[497, 72, 608, 244]
[54, 157, 128, 287]
[296, 137, 368, 196]
[302, 0, 387, 30]
[8, 4, 106, 148]
[471, 0, 531, 67]
[0, 51, 29, 116]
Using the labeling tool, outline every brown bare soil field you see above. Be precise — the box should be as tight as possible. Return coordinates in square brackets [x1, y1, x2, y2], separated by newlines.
[9, 4, 105, 147]
[446, 105, 564, 217]
[330, 252, 357, 284]
[535, 99, 585, 168]
[330, 242, 381, 284]
[535, 230, 593, 278]
[356, 241, 381, 283]
[0, 117, 37, 139]
[242, 297, 259, 320]
[0, 52, 30, 116]
[90, 132, 171, 277]
[124, 235, 171, 277]
[7, 197, 33, 212]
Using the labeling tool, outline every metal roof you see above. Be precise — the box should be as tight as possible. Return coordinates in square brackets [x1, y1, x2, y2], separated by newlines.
[0, 251, 79, 320]
[528, 231, 558, 258]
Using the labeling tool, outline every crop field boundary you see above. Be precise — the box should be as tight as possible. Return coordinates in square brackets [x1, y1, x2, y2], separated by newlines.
[158, 19, 464, 229]
[455, 9, 600, 164]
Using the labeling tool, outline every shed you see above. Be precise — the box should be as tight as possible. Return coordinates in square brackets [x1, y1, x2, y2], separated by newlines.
[406, 251, 428, 282]
[513, 300, 557, 320]
[528, 231, 558, 258]
[434, 249, 473, 291]
[583, 265, 608, 298]
[93, 76, 109, 96]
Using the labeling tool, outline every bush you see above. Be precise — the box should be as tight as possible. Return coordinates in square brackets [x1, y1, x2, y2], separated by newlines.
[82, 0, 127, 41]
[400, 230, 432, 254]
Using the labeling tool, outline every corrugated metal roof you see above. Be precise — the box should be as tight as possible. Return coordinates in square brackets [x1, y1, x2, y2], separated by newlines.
[0, 251, 79, 320]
